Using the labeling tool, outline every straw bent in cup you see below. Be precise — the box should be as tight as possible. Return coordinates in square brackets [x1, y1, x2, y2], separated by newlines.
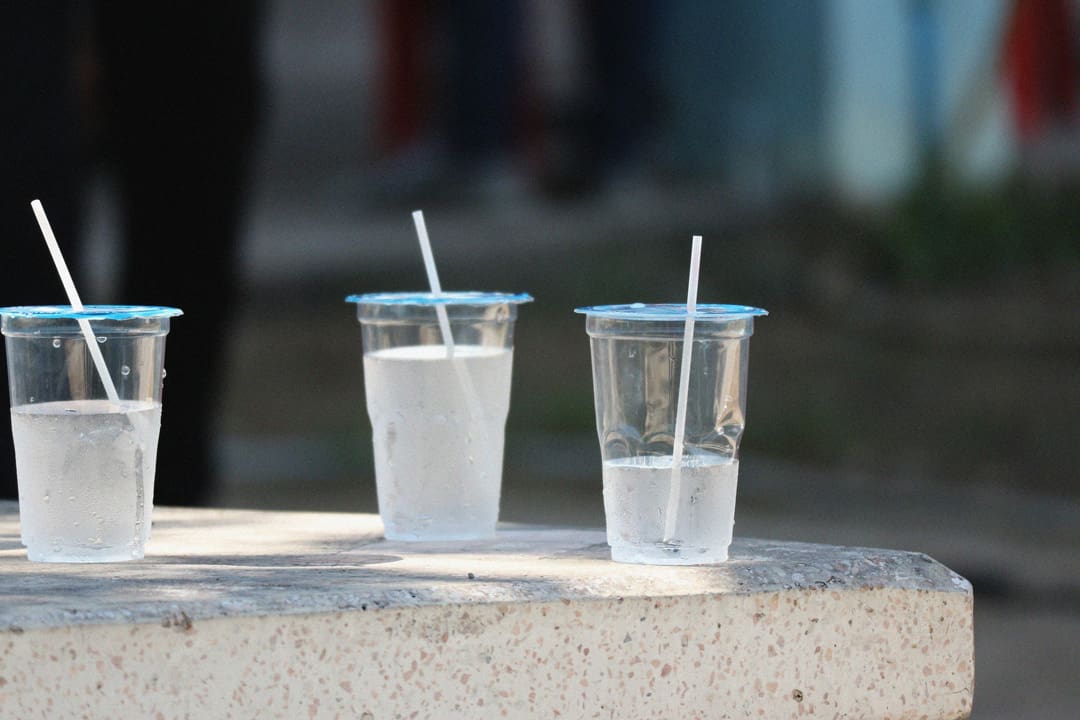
[662, 235, 703, 543]
[30, 198, 153, 552]
[410, 210, 481, 420]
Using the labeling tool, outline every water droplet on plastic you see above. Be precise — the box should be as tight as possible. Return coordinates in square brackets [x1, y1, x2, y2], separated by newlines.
[97, 336, 107, 344]
[689, 495, 698, 505]
[120, 365, 131, 376]
[162, 368, 167, 378]
[467, 455, 475, 464]
[67, 495, 75, 502]
[43, 492, 50, 503]
[52, 338, 62, 348]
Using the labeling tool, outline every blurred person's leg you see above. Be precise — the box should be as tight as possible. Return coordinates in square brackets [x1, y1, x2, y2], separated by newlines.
[93, 2, 262, 506]
[582, 0, 663, 182]
[0, 3, 86, 499]
[445, 0, 526, 194]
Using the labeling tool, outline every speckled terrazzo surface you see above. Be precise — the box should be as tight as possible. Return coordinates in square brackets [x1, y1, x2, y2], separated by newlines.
[0, 502, 973, 718]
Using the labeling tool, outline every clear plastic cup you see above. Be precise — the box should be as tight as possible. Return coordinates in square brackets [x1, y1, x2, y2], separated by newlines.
[576, 303, 767, 564]
[347, 292, 532, 541]
[0, 305, 182, 562]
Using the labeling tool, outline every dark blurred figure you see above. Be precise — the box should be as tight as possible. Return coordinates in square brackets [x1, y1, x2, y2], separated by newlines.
[91, 2, 263, 505]
[579, 0, 664, 186]
[537, 0, 665, 198]
[445, 1, 525, 180]
[0, 2, 88, 500]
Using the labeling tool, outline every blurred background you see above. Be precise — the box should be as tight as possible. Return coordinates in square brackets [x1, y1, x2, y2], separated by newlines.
[2, 1, 1079, 717]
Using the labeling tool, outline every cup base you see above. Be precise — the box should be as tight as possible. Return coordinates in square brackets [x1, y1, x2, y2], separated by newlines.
[26, 546, 145, 563]
[383, 527, 496, 543]
[609, 543, 729, 566]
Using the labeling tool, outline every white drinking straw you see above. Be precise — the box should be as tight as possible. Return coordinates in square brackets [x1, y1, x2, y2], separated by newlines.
[412, 210, 456, 358]
[31, 199, 120, 403]
[662, 235, 703, 543]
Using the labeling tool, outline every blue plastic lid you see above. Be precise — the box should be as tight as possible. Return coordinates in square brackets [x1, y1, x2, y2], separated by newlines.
[0, 305, 183, 320]
[575, 303, 767, 320]
[347, 291, 533, 306]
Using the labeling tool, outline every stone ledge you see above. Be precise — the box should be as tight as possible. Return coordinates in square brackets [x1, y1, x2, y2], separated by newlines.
[0, 502, 973, 719]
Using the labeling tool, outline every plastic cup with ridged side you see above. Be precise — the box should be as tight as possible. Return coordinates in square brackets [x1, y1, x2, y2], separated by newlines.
[576, 302, 766, 564]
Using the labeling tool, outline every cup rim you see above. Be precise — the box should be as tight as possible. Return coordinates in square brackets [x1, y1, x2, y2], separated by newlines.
[574, 303, 767, 320]
[0, 305, 184, 320]
[346, 291, 533, 306]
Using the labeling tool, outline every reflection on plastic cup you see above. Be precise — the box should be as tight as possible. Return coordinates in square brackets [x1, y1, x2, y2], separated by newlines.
[348, 292, 531, 541]
[577, 303, 767, 565]
[0, 305, 182, 562]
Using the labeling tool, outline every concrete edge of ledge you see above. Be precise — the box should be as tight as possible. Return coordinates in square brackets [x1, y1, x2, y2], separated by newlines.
[0, 575, 975, 719]
[0, 506, 975, 717]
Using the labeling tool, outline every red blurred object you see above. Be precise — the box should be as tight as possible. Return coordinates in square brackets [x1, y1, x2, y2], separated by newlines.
[377, 0, 432, 152]
[1003, 0, 1077, 140]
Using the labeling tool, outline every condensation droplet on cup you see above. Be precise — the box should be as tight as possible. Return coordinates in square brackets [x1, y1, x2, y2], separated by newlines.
[97, 336, 107, 344]
[120, 365, 131, 376]
[52, 338, 62, 348]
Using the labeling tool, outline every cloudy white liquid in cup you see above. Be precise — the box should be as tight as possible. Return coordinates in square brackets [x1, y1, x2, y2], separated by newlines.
[12, 399, 161, 562]
[364, 344, 512, 540]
